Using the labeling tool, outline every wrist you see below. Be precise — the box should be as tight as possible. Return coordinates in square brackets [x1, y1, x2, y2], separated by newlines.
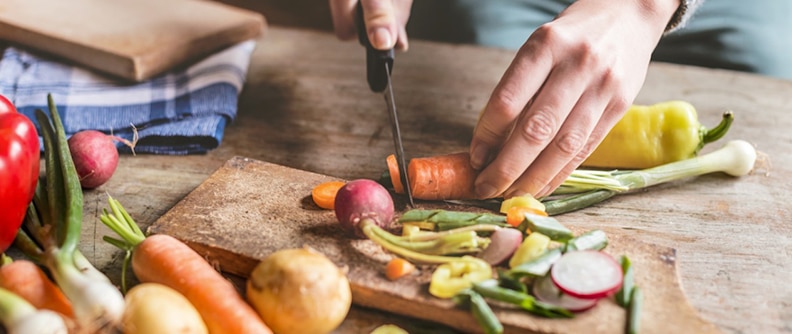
[634, 0, 683, 33]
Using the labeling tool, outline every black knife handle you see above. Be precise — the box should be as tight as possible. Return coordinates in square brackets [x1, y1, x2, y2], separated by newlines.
[355, 2, 394, 93]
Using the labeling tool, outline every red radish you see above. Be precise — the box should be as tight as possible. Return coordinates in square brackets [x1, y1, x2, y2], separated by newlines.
[68, 130, 134, 189]
[550, 250, 623, 300]
[532, 275, 599, 312]
[476, 228, 523, 265]
[334, 179, 395, 238]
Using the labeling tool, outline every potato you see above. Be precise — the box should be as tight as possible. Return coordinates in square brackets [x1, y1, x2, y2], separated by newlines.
[122, 283, 207, 334]
[247, 247, 352, 334]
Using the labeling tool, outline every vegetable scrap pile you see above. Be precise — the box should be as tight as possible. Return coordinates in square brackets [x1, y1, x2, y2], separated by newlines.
[320, 178, 642, 333]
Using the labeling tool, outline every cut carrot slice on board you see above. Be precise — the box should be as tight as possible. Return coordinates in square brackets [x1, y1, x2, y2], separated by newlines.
[311, 181, 347, 210]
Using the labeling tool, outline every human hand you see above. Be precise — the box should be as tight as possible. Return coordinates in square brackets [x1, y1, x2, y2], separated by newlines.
[470, 0, 680, 199]
[329, 0, 413, 51]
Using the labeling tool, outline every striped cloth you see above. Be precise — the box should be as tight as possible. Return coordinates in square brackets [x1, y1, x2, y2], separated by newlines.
[0, 40, 256, 155]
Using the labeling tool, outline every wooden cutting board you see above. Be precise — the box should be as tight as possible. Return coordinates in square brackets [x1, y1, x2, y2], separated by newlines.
[0, 0, 265, 81]
[148, 156, 720, 334]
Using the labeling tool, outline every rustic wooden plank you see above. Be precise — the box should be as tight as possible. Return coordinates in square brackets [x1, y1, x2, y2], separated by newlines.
[0, 0, 266, 81]
[65, 27, 791, 333]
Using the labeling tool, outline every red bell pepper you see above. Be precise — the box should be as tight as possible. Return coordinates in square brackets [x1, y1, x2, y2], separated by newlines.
[0, 94, 40, 252]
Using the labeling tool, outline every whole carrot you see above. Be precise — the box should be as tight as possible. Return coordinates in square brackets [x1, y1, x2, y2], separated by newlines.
[100, 197, 272, 334]
[387, 152, 478, 200]
[0, 257, 74, 318]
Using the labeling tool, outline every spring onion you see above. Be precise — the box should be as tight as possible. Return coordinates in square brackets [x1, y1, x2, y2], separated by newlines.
[545, 139, 759, 215]
[15, 95, 125, 332]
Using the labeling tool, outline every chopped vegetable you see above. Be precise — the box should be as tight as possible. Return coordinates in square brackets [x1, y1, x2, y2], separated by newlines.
[16, 97, 125, 332]
[311, 180, 346, 210]
[0, 256, 73, 318]
[627, 287, 643, 334]
[583, 101, 733, 169]
[399, 209, 508, 231]
[518, 214, 573, 241]
[476, 228, 522, 265]
[0, 93, 40, 253]
[615, 255, 635, 308]
[499, 195, 545, 214]
[0, 287, 69, 334]
[508, 232, 551, 269]
[100, 196, 272, 334]
[532, 275, 599, 312]
[385, 258, 416, 281]
[550, 250, 623, 300]
[247, 247, 351, 334]
[453, 290, 503, 334]
[428, 256, 492, 299]
[387, 152, 477, 200]
[472, 279, 573, 318]
[122, 283, 207, 334]
[509, 229, 608, 277]
[505, 206, 547, 227]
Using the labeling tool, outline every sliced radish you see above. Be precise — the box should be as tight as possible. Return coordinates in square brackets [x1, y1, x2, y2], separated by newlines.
[550, 250, 623, 300]
[532, 275, 599, 312]
[477, 227, 523, 266]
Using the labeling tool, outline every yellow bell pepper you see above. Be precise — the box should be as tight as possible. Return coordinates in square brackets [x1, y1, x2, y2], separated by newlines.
[582, 100, 733, 169]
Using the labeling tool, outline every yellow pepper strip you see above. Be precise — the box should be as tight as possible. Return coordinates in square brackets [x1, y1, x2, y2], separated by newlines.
[429, 256, 492, 299]
[508, 232, 551, 269]
[583, 100, 734, 169]
[499, 194, 545, 214]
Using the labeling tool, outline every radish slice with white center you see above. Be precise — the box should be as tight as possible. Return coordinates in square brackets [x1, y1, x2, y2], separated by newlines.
[532, 275, 599, 312]
[550, 250, 623, 300]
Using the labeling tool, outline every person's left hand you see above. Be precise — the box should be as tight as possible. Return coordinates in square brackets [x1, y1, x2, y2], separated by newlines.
[469, 0, 680, 199]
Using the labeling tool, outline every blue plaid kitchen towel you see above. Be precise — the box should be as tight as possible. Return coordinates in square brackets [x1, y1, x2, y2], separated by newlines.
[0, 40, 256, 155]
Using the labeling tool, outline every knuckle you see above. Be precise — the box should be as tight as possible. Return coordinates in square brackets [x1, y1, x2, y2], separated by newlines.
[555, 130, 588, 155]
[520, 109, 557, 145]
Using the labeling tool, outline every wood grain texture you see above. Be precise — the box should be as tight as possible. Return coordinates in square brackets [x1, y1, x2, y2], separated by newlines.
[0, 0, 266, 81]
[48, 27, 791, 333]
[148, 156, 720, 334]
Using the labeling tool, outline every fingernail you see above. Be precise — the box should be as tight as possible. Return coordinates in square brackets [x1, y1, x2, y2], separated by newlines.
[470, 144, 487, 170]
[476, 182, 498, 199]
[371, 28, 392, 49]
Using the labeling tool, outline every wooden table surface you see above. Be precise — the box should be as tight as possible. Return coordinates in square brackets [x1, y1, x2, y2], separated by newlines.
[60, 27, 790, 333]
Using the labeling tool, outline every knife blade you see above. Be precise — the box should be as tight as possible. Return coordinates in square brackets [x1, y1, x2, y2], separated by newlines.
[355, 4, 414, 207]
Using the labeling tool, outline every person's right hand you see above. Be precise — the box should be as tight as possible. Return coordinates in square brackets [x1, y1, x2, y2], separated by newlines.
[329, 0, 413, 51]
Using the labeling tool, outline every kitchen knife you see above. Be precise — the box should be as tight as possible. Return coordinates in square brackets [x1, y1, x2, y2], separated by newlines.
[355, 4, 415, 207]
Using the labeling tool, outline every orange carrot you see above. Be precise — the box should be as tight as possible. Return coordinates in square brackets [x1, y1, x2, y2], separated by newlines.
[101, 196, 272, 334]
[132, 234, 272, 334]
[311, 181, 346, 210]
[385, 258, 415, 281]
[505, 206, 548, 228]
[0, 258, 74, 318]
[387, 152, 478, 200]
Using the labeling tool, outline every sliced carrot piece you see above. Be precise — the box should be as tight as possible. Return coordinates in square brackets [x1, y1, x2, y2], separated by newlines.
[506, 206, 549, 228]
[385, 154, 405, 194]
[385, 258, 416, 281]
[311, 181, 347, 210]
